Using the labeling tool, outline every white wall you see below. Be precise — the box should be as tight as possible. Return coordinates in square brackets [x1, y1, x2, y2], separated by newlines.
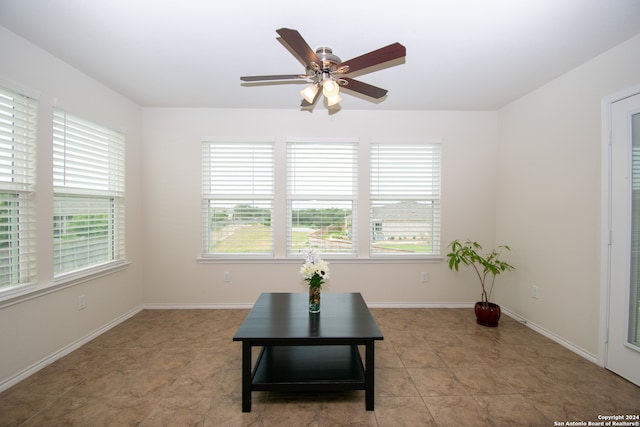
[141, 108, 499, 305]
[496, 34, 640, 357]
[0, 27, 144, 386]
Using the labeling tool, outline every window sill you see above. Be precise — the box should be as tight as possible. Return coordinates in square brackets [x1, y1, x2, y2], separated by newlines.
[53, 261, 130, 286]
[0, 261, 130, 309]
[197, 256, 444, 264]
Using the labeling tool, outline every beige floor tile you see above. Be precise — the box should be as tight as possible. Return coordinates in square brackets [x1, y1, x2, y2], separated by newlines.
[435, 345, 484, 368]
[77, 396, 157, 426]
[116, 368, 177, 400]
[525, 391, 611, 422]
[1, 308, 638, 427]
[319, 399, 378, 426]
[422, 331, 466, 349]
[473, 394, 551, 427]
[492, 364, 556, 393]
[406, 367, 468, 397]
[66, 368, 131, 398]
[11, 367, 84, 397]
[374, 341, 405, 368]
[423, 395, 492, 427]
[375, 368, 420, 397]
[140, 397, 213, 426]
[261, 397, 325, 426]
[102, 346, 160, 372]
[452, 365, 518, 394]
[0, 391, 58, 427]
[475, 342, 529, 367]
[374, 396, 437, 426]
[20, 396, 98, 427]
[395, 345, 446, 368]
[385, 329, 431, 347]
[204, 395, 264, 426]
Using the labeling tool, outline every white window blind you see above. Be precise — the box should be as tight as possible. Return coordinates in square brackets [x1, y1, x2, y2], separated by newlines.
[202, 141, 274, 255]
[287, 139, 357, 255]
[0, 86, 37, 288]
[53, 109, 125, 276]
[53, 110, 125, 196]
[370, 142, 441, 255]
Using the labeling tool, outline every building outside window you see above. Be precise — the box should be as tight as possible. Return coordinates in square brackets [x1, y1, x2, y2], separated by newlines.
[370, 142, 441, 256]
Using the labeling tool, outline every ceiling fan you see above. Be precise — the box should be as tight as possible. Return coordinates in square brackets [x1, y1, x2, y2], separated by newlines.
[240, 28, 406, 108]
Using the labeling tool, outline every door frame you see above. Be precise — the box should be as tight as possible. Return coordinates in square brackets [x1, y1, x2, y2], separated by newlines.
[600, 84, 640, 368]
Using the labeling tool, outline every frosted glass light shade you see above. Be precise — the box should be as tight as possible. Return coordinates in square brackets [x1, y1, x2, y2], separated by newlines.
[300, 84, 318, 103]
[327, 93, 342, 106]
[322, 79, 339, 97]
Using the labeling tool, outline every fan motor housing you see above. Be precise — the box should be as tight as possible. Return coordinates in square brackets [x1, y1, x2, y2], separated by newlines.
[314, 47, 341, 72]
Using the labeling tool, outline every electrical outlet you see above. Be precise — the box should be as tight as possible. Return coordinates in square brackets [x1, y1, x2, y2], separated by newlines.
[78, 294, 86, 310]
[223, 272, 230, 283]
[531, 286, 539, 299]
[421, 272, 429, 283]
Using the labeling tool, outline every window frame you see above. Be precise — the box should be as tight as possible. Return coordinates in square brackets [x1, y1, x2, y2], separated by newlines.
[0, 86, 37, 293]
[52, 109, 126, 279]
[369, 139, 442, 258]
[201, 138, 275, 258]
[286, 137, 358, 257]
[198, 137, 443, 263]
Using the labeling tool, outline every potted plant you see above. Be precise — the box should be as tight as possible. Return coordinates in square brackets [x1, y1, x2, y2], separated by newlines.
[446, 239, 515, 327]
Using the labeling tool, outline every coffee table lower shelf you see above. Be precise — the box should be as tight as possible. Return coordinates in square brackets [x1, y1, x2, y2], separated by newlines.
[251, 345, 366, 392]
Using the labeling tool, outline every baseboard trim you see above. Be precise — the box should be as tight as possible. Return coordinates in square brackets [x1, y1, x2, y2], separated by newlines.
[501, 307, 599, 365]
[144, 302, 254, 310]
[367, 301, 474, 309]
[143, 301, 477, 310]
[0, 304, 144, 393]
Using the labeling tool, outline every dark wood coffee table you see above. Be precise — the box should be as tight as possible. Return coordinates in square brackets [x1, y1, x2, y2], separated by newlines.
[233, 292, 384, 412]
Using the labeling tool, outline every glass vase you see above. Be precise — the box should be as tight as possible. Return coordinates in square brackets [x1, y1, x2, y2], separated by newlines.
[309, 286, 321, 314]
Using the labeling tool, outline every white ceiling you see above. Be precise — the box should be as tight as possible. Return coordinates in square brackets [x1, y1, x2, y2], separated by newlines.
[1, 0, 640, 111]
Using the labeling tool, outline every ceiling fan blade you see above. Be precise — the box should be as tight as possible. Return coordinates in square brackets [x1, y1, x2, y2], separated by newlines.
[337, 42, 406, 75]
[339, 77, 388, 99]
[276, 28, 320, 67]
[240, 74, 307, 82]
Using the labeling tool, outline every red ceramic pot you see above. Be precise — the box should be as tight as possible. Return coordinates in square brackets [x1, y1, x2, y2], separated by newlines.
[474, 302, 501, 327]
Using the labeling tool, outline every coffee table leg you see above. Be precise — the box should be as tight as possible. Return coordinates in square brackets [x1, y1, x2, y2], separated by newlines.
[241, 341, 252, 412]
[365, 340, 375, 410]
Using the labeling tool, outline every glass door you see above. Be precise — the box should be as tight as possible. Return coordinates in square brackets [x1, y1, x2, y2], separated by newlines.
[608, 92, 640, 386]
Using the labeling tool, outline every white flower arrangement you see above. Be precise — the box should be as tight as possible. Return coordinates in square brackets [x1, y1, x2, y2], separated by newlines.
[299, 246, 329, 288]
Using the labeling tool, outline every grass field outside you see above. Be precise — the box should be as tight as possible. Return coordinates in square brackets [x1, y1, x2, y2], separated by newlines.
[210, 223, 271, 253]
[210, 223, 431, 254]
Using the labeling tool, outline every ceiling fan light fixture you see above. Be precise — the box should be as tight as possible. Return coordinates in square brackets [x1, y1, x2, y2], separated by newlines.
[326, 93, 342, 107]
[322, 78, 340, 97]
[300, 84, 319, 103]
[240, 29, 407, 110]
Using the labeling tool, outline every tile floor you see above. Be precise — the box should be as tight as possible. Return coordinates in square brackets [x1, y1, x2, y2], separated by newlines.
[1, 307, 639, 426]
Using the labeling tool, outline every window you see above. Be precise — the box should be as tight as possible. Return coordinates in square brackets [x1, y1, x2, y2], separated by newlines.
[202, 140, 274, 255]
[287, 138, 357, 255]
[0, 87, 37, 289]
[53, 109, 125, 276]
[200, 138, 441, 260]
[370, 142, 441, 255]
